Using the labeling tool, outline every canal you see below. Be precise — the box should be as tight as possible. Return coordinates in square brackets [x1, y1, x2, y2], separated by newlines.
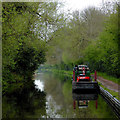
[2, 72, 117, 118]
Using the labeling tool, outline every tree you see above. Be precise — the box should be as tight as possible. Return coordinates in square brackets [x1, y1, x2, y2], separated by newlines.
[2, 2, 46, 95]
[46, 7, 106, 66]
[83, 3, 120, 78]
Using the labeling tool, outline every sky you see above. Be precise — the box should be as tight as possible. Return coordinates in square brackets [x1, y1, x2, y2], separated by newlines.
[58, 0, 118, 12]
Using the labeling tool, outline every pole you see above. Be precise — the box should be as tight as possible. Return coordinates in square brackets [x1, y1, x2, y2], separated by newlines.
[95, 70, 97, 81]
[73, 70, 75, 81]
[73, 100, 76, 109]
[96, 100, 98, 109]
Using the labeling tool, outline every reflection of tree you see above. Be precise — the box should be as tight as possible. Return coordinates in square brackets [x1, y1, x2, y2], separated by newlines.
[2, 81, 46, 118]
[43, 74, 74, 117]
[44, 74, 65, 106]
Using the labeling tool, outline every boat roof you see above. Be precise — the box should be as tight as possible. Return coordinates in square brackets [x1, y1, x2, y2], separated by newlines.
[78, 65, 88, 67]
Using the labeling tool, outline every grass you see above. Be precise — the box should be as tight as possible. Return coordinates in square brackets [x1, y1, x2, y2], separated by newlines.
[98, 82, 119, 100]
[41, 68, 73, 77]
[97, 72, 120, 85]
[91, 72, 120, 100]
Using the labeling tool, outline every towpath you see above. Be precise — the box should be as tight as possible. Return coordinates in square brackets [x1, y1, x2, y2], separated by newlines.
[91, 75, 120, 92]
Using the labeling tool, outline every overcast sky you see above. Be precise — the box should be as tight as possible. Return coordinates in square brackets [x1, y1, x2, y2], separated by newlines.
[59, 0, 118, 12]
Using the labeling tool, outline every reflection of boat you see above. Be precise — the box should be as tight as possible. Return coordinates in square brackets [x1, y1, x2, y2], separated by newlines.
[72, 91, 98, 109]
[73, 92, 98, 100]
[77, 100, 89, 108]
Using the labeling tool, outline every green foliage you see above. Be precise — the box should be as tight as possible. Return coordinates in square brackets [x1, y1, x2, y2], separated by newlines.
[2, 2, 46, 95]
[84, 6, 120, 78]
[2, 2, 119, 95]
[46, 7, 106, 66]
[46, 2, 119, 80]
[14, 42, 46, 76]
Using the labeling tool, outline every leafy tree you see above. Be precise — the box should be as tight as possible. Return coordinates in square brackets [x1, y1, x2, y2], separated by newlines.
[2, 2, 46, 95]
[46, 7, 106, 67]
[84, 3, 120, 78]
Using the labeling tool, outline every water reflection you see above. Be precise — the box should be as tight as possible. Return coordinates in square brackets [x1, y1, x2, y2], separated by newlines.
[34, 79, 44, 91]
[2, 80, 46, 118]
[46, 95, 62, 118]
[72, 91, 98, 110]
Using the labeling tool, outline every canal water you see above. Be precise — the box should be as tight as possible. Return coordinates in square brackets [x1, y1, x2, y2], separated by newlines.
[2, 72, 117, 119]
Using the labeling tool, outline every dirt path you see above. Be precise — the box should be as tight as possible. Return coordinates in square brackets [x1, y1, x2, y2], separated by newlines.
[91, 75, 120, 92]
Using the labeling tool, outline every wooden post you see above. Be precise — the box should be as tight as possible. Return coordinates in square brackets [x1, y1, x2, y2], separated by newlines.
[73, 100, 76, 109]
[73, 70, 75, 81]
[96, 100, 98, 109]
[95, 70, 97, 81]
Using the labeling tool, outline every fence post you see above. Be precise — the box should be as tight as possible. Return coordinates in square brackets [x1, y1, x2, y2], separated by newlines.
[95, 70, 97, 81]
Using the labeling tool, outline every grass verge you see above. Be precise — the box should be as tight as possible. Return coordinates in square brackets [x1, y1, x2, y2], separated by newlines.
[98, 82, 119, 100]
[97, 72, 120, 85]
